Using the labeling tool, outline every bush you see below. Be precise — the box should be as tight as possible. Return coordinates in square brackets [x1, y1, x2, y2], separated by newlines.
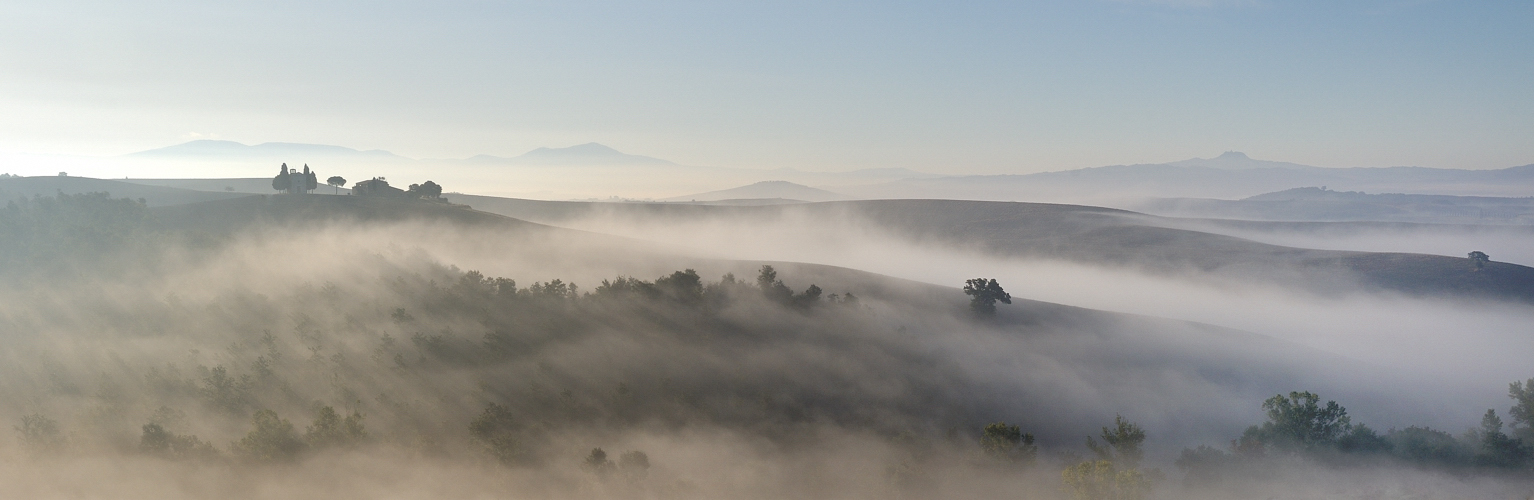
[1061, 460, 1151, 500]
[15, 413, 65, 455]
[140, 423, 218, 460]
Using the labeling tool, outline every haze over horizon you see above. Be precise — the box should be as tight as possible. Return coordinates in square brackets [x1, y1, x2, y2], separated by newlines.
[2, 1, 1531, 175]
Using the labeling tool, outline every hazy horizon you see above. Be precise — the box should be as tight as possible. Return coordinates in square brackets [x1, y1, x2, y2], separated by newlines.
[2, 1, 1532, 174]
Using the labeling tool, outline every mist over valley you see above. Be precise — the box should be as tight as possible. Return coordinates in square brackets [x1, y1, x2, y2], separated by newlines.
[4, 1, 1534, 496]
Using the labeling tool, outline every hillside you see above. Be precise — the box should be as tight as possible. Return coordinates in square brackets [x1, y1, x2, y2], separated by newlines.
[0, 192, 1387, 448]
[1132, 187, 1534, 225]
[444, 196, 1534, 303]
[0, 175, 250, 206]
[842, 158, 1534, 202]
[124, 177, 356, 195]
[663, 180, 847, 202]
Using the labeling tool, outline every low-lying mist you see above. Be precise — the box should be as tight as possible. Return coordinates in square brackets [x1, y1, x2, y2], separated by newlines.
[533, 205, 1534, 429]
[2, 194, 1531, 498]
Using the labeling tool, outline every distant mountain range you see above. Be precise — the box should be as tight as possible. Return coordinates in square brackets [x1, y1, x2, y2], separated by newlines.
[843, 154, 1534, 201]
[128, 140, 681, 166]
[128, 140, 406, 159]
[462, 142, 676, 165]
[1164, 151, 1315, 170]
[121, 141, 1534, 201]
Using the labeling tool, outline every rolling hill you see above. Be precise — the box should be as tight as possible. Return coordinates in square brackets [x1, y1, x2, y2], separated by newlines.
[129, 194, 1390, 447]
[441, 196, 1534, 303]
[0, 175, 251, 206]
[663, 180, 847, 202]
[1131, 187, 1534, 225]
[841, 154, 1534, 202]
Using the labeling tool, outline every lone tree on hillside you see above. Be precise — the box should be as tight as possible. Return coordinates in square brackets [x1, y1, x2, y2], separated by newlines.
[326, 176, 346, 194]
[1469, 251, 1490, 270]
[963, 278, 1012, 315]
[407, 180, 443, 200]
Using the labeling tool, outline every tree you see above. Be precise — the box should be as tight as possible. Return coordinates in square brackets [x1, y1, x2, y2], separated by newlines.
[15, 413, 65, 455]
[963, 278, 1012, 315]
[1086, 415, 1146, 468]
[327, 176, 346, 194]
[140, 422, 217, 460]
[655, 269, 704, 304]
[299, 164, 317, 193]
[305, 405, 366, 449]
[1473, 409, 1531, 468]
[407, 180, 443, 200]
[233, 409, 306, 462]
[1510, 378, 1534, 442]
[1243, 391, 1350, 451]
[1468, 251, 1490, 270]
[583, 447, 616, 477]
[618, 450, 650, 483]
[981, 422, 1036, 463]
[470, 403, 526, 465]
[756, 265, 793, 303]
[271, 163, 291, 192]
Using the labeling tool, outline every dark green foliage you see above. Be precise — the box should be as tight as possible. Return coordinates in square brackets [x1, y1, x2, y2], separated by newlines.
[793, 284, 823, 308]
[272, 164, 291, 192]
[756, 265, 794, 303]
[1468, 250, 1490, 270]
[1510, 378, 1534, 443]
[233, 409, 307, 462]
[1386, 426, 1474, 467]
[526, 279, 578, 299]
[0, 192, 154, 279]
[1243, 391, 1350, 451]
[1175, 445, 1234, 486]
[1473, 409, 1531, 468]
[1335, 423, 1391, 454]
[304, 166, 318, 192]
[15, 413, 65, 455]
[583, 447, 615, 476]
[469, 403, 528, 465]
[1086, 415, 1146, 467]
[655, 269, 704, 304]
[140, 423, 217, 460]
[962, 278, 1011, 315]
[980, 422, 1036, 463]
[304, 406, 367, 449]
[407, 180, 443, 200]
[199, 365, 253, 415]
[326, 176, 346, 194]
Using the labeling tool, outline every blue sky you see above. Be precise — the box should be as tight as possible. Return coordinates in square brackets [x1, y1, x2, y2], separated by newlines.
[0, 0, 1529, 173]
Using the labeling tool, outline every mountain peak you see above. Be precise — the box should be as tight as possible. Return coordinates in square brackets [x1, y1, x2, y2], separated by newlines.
[509, 143, 675, 165]
[521, 142, 624, 157]
[126, 140, 403, 159]
[1164, 151, 1312, 171]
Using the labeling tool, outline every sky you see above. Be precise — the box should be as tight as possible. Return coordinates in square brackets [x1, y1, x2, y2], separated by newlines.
[0, 0, 1530, 175]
